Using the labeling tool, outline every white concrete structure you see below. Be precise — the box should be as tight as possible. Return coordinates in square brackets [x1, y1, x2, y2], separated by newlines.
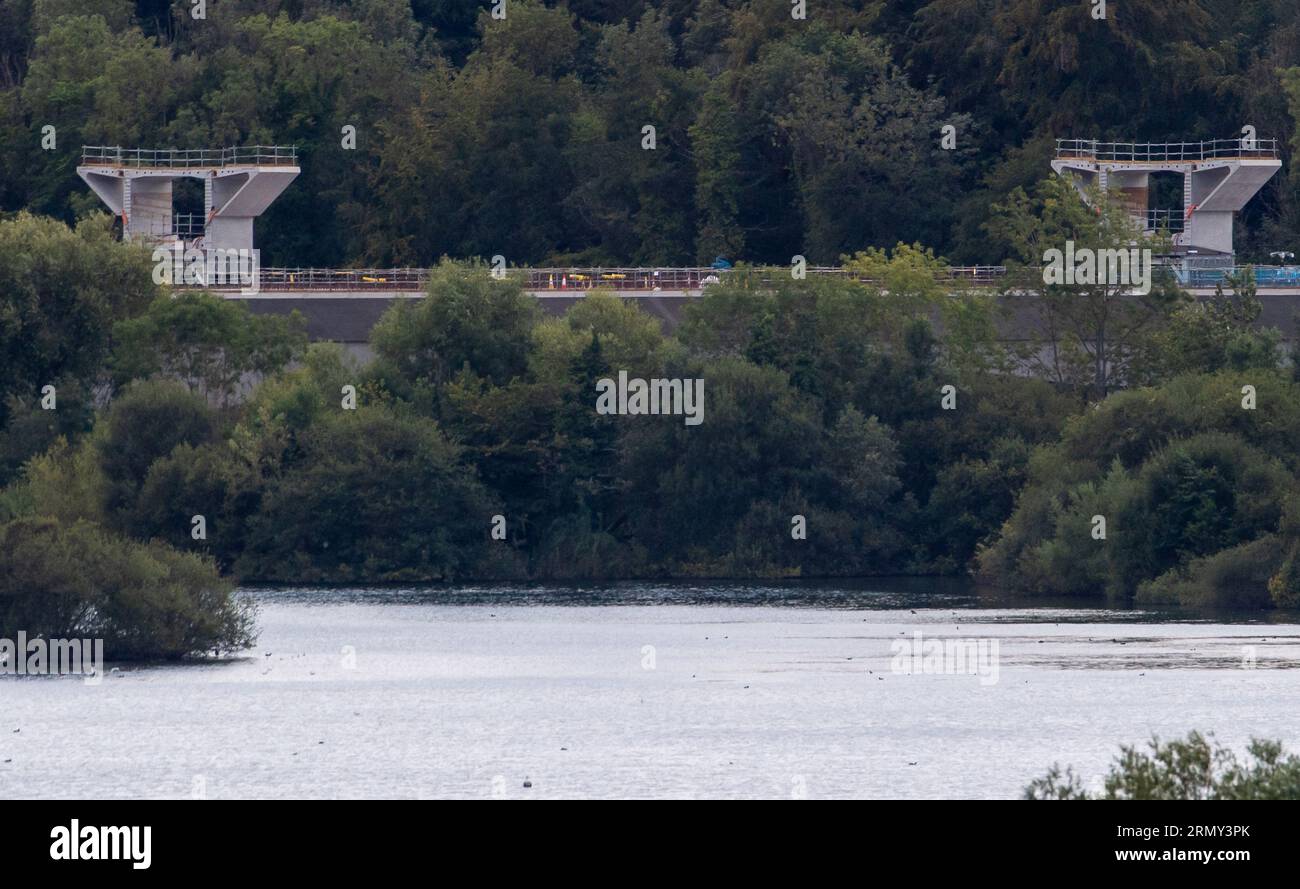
[76, 146, 299, 253]
[1052, 138, 1281, 256]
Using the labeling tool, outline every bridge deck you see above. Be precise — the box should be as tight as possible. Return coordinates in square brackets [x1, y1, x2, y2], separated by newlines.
[192, 264, 1300, 294]
[233, 288, 1300, 346]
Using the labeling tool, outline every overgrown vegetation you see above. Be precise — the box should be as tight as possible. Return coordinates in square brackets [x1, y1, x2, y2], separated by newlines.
[2, 182, 1298, 610]
[0, 514, 255, 660]
[1025, 732, 1300, 800]
[1, 1, 1299, 265]
[5, 3, 1300, 659]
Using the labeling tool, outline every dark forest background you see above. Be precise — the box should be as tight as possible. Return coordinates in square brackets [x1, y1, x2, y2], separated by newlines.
[8, 2, 1300, 658]
[2, 0, 1300, 268]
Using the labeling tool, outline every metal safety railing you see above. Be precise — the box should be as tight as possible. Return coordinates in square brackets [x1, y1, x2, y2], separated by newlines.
[254, 268, 429, 291]
[81, 145, 298, 168]
[130, 213, 207, 244]
[228, 266, 1011, 293]
[1056, 138, 1280, 162]
[190, 263, 1300, 293]
[1146, 209, 1185, 232]
[1182, 254, 1237, 270]
[524, 265, 1014, 290]
[171, 213, 206, 238]
[1179, 265, 1300, 288]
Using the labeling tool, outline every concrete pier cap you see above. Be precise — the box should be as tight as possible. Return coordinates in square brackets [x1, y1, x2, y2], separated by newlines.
[76, 145, 299, 255]
[1051, 137, 1281, 257]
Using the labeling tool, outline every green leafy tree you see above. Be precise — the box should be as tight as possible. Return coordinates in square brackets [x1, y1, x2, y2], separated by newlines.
[131, 441, 261, 571]
[1135, 269, 1281, 383]
[236, 405, 498, 583]
[528, 331, 637, 577]
[20, 11, 186, 216]
[0, 213, 157, 428]
[111, 290, 307, 406]
[1027, 732, 1300, 800]
[0, 378, 93, 486]
[370, 261, 540, 407]
[1110, 433, 1292, 595]
[95, 379, 218, 519]
[988, 177, 1187, 395]
[980, 372, 1300, 599]
[0, 514, 255, 660]
[563, 9, 701, 264]
[620, 356, 904, 575]
[842, 242, 1007, 374]
[690, 79, 746, 262]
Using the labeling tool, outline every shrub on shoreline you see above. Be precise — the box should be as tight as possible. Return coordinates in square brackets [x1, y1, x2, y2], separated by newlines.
[1026, 732, 1300, 800]
[0, 516, 256, 660]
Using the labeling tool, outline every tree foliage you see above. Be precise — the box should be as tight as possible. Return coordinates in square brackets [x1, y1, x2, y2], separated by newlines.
[0, 212, 157, 426]
[5, 1, 1293, 266]
[0, 514, 255, 659]
[1026, 731, 1300, 800]
[112, 290, 307, 406]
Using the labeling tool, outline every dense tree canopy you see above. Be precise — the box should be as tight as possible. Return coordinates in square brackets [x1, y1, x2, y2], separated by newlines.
[0, 224, 1297, 613]
[1, 0, 1297, 266]
[0, 212, 157, 427]
[4, 4, 1300, 651]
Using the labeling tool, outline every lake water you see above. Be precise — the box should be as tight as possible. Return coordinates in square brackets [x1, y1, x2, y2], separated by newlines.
[4, 582, 1300, 799]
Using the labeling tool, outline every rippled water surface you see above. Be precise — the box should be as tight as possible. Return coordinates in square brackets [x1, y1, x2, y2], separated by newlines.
[4, 582, 1300, 799]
